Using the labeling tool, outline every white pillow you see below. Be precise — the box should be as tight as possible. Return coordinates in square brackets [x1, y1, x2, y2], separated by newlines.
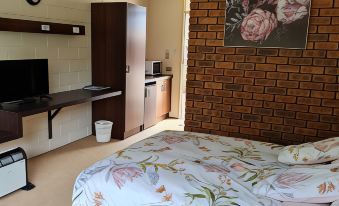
[278, 137, 339, 165]
[253, 163, 339, 203]
[332, 160, 339, 164]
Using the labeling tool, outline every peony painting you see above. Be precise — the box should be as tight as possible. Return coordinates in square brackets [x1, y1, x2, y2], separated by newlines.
[224, 0, 311, 49]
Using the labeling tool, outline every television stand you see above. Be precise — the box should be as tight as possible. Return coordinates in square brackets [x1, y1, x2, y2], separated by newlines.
[0, 89, 122, 143]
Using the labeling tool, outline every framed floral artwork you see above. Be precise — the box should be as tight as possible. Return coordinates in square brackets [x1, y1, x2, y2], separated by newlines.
[224, 0, 311, 49]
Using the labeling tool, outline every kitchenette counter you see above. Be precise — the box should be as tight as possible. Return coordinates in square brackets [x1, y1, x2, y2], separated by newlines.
[145, 75, 172, 84]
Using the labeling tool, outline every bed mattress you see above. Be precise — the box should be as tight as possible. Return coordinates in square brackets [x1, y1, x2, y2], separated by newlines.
[72, 131, 290, 206]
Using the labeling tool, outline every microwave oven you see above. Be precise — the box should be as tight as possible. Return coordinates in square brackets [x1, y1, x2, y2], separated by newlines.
[145, 61, 162, 75]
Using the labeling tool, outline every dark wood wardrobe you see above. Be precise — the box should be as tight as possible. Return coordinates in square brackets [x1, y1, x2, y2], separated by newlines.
[91, 3, 146, 139]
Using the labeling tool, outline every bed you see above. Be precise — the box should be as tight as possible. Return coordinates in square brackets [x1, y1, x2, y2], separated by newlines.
[71, 131, 328, 206]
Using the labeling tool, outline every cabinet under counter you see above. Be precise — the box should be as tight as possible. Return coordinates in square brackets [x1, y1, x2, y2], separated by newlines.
[144, 75, 172, 129]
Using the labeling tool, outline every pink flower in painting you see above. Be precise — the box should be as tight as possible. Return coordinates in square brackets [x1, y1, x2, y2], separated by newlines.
[112, 167, 143, 189]
[230, 163, 247, 172]
[162, 136, 186, 144]
[241, 9, 278, 42]
[203, 164, 230, 174]
[277, 0, 310, 24]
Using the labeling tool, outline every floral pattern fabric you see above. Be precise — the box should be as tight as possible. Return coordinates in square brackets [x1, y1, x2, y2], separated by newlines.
[278, 137, 339, 165]
[72, 131, 337, 206]
[253, 163, 339, 203]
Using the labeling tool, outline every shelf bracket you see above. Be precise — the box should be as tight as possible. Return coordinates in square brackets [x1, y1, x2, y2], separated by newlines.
[48, 108, 62, 139]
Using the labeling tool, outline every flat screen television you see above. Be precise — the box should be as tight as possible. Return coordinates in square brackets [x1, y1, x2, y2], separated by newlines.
[0, 59, 49, 103]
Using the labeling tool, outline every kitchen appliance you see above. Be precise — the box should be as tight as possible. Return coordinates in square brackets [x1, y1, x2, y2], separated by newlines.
[145, 61, 162, 75]
[0, 148, 34, 197]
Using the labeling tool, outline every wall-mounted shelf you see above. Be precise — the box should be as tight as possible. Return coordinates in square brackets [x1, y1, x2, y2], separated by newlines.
[0, 17, 85, 35]
[0, 89, 122, 144]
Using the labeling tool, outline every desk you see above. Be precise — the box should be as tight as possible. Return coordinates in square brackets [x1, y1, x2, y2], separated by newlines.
[0, 89, 122, 143]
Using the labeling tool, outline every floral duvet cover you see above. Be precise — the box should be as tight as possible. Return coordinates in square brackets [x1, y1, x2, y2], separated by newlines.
[72, 131, 288, 206]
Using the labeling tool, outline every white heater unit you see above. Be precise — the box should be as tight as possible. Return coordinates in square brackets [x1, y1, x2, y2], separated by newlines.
[0, 148, 34, 197]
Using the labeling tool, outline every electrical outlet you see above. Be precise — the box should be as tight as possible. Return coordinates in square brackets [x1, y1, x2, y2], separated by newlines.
[41, 25, 50, 31]
[165, 50, 170, 59]
[73, 27, 80, 34]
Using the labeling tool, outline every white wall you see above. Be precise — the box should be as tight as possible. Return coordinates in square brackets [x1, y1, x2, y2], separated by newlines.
[0, 0, 147, 158]
[146, 0, 184, 118]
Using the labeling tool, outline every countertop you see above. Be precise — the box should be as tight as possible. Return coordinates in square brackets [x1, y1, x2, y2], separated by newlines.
[145, 75, 172, 84]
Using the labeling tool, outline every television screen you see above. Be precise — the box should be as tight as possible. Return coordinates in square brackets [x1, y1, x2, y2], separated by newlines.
[0, 59, 49, 103]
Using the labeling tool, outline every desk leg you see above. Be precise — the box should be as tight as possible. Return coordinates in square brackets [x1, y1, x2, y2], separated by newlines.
[48, 108, 62, 139]
[48, 111, 52, 139]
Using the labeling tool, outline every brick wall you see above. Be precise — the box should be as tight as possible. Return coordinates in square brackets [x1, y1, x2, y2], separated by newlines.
[185, 0, 339, 145]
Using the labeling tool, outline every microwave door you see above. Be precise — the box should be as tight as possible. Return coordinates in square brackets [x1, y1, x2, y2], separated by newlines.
[153, 62, 161, 74]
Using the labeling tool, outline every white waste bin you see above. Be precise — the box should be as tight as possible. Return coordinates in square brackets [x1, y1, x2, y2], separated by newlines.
[95, 121, 113, 143]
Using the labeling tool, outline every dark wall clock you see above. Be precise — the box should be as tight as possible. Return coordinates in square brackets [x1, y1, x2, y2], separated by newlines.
[26, 0, 41, 6]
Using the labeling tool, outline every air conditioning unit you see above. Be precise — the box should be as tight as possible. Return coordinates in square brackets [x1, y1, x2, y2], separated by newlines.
[0, 148, 34, 197]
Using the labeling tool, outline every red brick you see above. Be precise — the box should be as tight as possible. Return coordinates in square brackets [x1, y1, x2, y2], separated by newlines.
[315, 42, 338, 50]
[312, 0, 334, 8]
[267, 57, 288, 64]
[240, 127, 260, 136]
[211, 117, 230, 125]
[194, 101, 212, 109]
[295, 128, 317, 136]
[275, 95, 297, 103]
[310, 106, 333, 115]
[215, 62, 233, 69]
[243, 85, 264, 93]
[205, 82, 222, 89]
[205, 54, 224, 61]
[243, 99, 263, 107]
[277, 80, 299, 88]
[213, 90, 232, 98]
[267, 72, 288, 80]
[311, 90, 335, 99]
[206, 40, 223, 46]
[300, 66, 324, 74]
[300, 82, 324, 90]
[253, 107, 273, 116]
[310, 17, 331, 24]
[308, 122, 331, 130]
[287, 89, 311, 97]
[216, 47, 235, 54]
[255, 79, 276, 86]
[232, 106, 251, 114]
[198, 17, 217, 24]
[246, 56, 266, 63]
[197, 32, 217, 39]
[199, 2, 218, 10]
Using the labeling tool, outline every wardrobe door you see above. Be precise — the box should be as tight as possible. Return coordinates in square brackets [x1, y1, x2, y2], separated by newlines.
[125, 4, 146, 133]
[91, 3, 127, 139]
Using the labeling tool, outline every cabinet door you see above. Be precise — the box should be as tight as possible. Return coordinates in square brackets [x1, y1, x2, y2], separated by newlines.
[144, 85, 157, 129]
[163, 79, 172, 114]
[156, 83, 163, 118]
[125, 4, 146, 132]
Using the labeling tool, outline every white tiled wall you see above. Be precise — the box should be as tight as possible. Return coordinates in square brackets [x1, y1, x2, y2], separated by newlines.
[0, 0, 148, 158]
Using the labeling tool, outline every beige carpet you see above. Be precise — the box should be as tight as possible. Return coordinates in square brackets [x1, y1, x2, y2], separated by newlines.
[0, 119, 184, 206]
